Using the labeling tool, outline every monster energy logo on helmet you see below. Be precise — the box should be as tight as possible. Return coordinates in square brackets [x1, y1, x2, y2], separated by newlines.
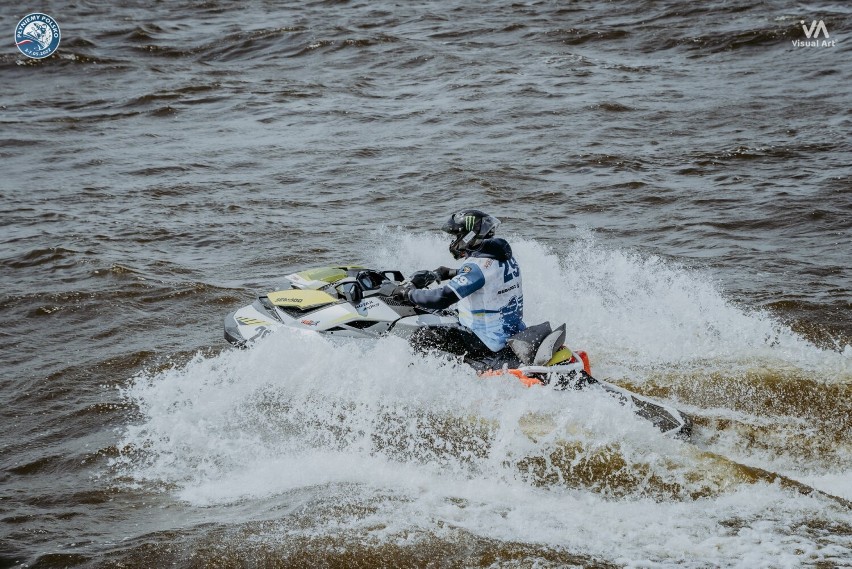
[443, 209, 502, 259]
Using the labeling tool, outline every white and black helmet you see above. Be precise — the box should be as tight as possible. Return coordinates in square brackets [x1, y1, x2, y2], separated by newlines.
[442, 209, 501, 259]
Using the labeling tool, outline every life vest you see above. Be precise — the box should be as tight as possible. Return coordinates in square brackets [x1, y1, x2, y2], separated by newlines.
[445, 238, 525, 351]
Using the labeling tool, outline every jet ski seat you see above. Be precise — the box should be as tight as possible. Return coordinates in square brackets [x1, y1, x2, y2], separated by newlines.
[507, 322, 568, 366]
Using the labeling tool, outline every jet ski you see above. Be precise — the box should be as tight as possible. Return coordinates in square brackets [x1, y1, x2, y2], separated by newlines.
[224, 266, 692, 438]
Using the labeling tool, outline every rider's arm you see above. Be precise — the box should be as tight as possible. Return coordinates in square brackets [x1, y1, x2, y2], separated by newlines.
[407, 285, 458, 309]
[408, 263, 485, 309]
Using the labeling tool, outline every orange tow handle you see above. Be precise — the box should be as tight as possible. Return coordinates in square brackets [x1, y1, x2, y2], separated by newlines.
[576, 350, 591, 375]
[480, 368, 543, 387]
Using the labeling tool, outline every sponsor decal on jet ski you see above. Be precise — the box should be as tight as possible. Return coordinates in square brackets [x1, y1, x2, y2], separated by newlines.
[355, 299, 381, 311]
[267, 289, 337, 309]
[236, 316, 271, 326]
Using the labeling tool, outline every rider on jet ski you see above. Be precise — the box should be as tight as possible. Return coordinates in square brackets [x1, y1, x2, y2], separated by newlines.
[392, 209, 527, 368]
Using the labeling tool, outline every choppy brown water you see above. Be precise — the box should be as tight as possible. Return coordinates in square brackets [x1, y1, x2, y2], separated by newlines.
[1, 1, 850, 567]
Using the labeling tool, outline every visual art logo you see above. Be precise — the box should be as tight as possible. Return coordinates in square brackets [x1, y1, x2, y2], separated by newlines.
[15, 13, 61, 59]
[801, 20, 829, 39]
[792, 19, 836, 47]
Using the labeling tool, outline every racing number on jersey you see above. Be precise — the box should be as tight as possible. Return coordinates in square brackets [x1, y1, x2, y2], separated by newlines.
[502, 258, 520, 283]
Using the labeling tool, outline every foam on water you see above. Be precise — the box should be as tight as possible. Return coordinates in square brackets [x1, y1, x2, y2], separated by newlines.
[118, 329, 673, 495]
[115, 233, 852, 566]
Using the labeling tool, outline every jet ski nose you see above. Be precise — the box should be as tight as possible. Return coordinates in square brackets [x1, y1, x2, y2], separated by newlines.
[224, 310, 247, 347]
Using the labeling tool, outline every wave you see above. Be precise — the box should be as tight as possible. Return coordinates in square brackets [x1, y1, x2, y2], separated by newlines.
[1, 246, 81, 270]
[113, 324, 852, 566]
[115, 329, 827, 501]
[542, 27, 632, 46]
[656, 27, 802, 53]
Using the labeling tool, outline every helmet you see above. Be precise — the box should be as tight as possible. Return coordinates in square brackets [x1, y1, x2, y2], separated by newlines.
[442, 209, 501, 259]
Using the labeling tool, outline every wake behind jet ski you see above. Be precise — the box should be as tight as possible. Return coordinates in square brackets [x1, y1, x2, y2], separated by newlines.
[223, 264, 692, 438]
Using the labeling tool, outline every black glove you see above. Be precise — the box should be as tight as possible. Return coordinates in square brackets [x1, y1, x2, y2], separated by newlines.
[434, 266, 458, 281]
[391, 283, 414, 301]
[409, 270, 439, 289]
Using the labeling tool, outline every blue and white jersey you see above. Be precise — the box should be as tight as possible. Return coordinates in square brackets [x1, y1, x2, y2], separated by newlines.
[446, 245, 525, 351]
